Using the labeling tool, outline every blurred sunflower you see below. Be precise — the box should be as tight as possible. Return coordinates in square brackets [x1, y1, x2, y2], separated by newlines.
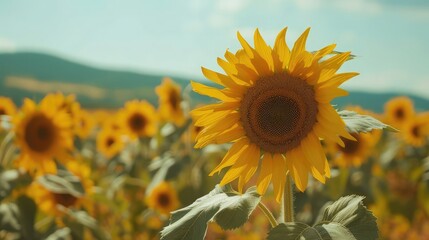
[156, 77, 185, 126]
[192, 27, 357, 201]
[327, 132, 374, 168]
[327, 106, 381, 168]
[13, 98, 73, 174]
[28, 160, 93, 217]
[119, 100, 157, 139]
[402, 113, 429, 147]
[97, 129, 125, 159]
[384, 96, 414, 128]
[146, 182, 180, 215]
[0, 96, 17, 116]
[74, 109, 96, 139]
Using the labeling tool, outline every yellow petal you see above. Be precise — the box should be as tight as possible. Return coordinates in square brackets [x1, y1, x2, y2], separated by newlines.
[191, 81, 237, 102]
[209, 138, 249, 175]
[257, 154, 274, 195]
[272, 154, 287, 202]
[319, 52, 351, 82]
[315, 86, 349, 103]
[254, 28, 274, 72]
[273, 27, 290, 70]
[289, 28, 310, 71]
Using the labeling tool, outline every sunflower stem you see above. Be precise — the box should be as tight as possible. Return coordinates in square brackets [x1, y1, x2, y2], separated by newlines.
[283, 175, 294, 222]
[257, 202, 278, 228]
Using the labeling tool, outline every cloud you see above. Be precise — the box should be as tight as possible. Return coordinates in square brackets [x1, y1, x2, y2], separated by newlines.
[0, 38, 16, 52]
[208, 0, 250, 28]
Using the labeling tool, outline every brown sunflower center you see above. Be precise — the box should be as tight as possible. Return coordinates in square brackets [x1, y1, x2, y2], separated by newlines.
[411, 125, 420, 138]
[24, 113, 56, 153]
[169, 90, 181, 111]
[106, 137, 115, 147]
[157, 193, 171, 207]
[395, 108, 404, 120]
[339, 133, 360, 154]
[128, 113, 146, 132]
[0, 108, 5, 115]
[53, 193, 78, 208]
[240, 72, 317, 153]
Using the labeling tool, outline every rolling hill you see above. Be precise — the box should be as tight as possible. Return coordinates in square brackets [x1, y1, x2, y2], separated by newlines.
[0, 52, 428, 112]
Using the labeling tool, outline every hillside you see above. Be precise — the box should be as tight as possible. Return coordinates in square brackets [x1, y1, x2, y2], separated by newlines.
[1, 52, 428, 112]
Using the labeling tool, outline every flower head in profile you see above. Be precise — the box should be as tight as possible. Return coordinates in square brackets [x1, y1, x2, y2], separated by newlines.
[146, 182, 180, 215]
[156, 77, 185, 126]
[192, 27, 357, 201]
[13, 98, 73, 175]
[118, 100, 157, 139]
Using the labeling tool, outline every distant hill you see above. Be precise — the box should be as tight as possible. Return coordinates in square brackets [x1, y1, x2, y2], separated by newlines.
[1, 52, 428, 112]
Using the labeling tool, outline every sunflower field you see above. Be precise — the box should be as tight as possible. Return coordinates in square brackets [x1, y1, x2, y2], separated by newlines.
[1, 28, 429, 240]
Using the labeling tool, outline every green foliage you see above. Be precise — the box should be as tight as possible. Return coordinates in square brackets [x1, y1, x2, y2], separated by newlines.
[338, 110, 396, 133]
[268, 195, 378, 240]
[38, 169, 85, 197]
[46, 228, 71, 240]
[0, 196, 37, 238]
[160, 185, 261, 240]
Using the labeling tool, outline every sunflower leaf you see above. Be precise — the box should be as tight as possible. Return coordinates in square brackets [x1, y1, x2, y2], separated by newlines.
[268, 195, 378, 240]
[38, 171, 85, 197]
[46, 228, 71, 240]
[338, 110, 396, 133]
[160, 185, 261, 240]
[317, 195, 378, 240]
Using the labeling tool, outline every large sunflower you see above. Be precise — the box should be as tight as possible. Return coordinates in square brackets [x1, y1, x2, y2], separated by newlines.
[0, 96, 17, 116]
[384, 96, 414, 128]
[13, 98, 73, 174]
[118, 100, 157, 139]
[192, 28, 357, 201]
[156, 77, 186, 126]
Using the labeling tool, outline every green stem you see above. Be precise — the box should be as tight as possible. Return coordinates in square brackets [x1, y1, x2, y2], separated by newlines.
[283, 175, 294, 222]
[258, 202, 278, 228]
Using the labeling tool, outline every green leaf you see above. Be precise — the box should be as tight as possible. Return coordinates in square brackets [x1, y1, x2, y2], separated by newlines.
[16, 196, 37, 239]
[61, 208, 110, 240]
[0, 170, 19, 202]
[268, 222, 356, 240]
[318, 195, 378, 240]
[38, 170, 85, 197]
[161, 185, 261, 240]
[338, 110, 396, 133]
[46, 228, 71, 240]
[268, 195, 378, 240]
[0, 203, 20, 232]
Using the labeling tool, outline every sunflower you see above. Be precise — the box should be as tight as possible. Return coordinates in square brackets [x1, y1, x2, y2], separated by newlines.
[118, 100, 157, 139]
[326, 106, 381, 168]
[384, 96, 415, 128]
[156, 77, 185, 126]
[146, 182, 180, 215]
[402, 113, 429, 147]
[327, 132, 375, 168]
[192, 27, 357, 201]
[74, 109, 96, 139]
[28, 160, 93, 217]
[97, 129, 125, 159]
[0, 96, 17, 116]
[13, 98, 73, 174]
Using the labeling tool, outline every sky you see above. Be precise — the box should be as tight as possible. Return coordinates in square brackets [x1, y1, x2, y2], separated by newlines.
[0, 0, 428, 98]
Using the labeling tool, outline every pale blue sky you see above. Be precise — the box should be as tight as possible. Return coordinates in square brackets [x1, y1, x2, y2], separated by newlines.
[0, 0, 428, 97]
